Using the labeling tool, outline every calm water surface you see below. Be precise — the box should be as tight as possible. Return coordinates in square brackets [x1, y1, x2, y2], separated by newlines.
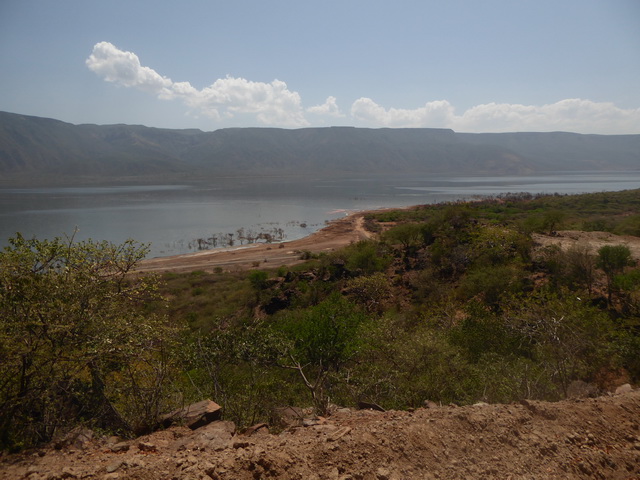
[1, 173, 639, 258]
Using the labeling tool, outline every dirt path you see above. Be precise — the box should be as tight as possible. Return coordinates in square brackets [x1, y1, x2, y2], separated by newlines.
[3, 390, 639, 479]
[137, 211, 374, 274]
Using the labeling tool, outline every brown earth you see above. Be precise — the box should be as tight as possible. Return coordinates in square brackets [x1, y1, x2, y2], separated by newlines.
[533, 230, 640, 261]
[136, 212, 375, 274]
[2, 389, 640, 480]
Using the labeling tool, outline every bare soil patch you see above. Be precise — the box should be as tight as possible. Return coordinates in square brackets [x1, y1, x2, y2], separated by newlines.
[533, 230, 640, 260]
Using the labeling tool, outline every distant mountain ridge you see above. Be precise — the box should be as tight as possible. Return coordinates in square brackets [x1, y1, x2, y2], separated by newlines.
[0, 111, 638, 185]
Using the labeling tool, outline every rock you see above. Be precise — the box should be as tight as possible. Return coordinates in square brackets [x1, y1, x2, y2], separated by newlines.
[567, 380, 599, 398]
[358, 401, 386, 412]
[105, 460, 124, 473]
[615, 383, 633, 395]
[423, 400, 438, 409]
[376, 467, 391, 480]
[183, 420, 236, 451]
[327, 427, 352, 442]
[161, 399, 222, 430]
[233, 440, 252, 449]
[275, 406, 305, 427]
[52, 427, 94, 450]
[110, 441, 130, 453]
[137, 441, 157, 452]
[57, 466, 79, 478]
[242, 423, 269, 436]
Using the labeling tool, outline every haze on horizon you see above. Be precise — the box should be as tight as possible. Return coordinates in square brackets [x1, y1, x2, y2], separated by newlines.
[1, 0, 639, 134]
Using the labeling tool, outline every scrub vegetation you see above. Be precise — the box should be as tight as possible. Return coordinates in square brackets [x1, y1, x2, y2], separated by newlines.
[2, 188, 640, 451]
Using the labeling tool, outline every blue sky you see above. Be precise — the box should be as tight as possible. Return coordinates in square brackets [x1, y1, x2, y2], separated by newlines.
[1, 0, 639, 133]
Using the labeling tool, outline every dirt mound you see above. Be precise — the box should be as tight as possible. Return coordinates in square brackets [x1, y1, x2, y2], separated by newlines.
[3, 390, 640, 479]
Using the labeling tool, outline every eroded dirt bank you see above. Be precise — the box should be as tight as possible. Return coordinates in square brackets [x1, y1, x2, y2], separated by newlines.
[2, 390, 640, 479]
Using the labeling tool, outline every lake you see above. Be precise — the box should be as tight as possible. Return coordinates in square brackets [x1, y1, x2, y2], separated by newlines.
[1, 172, 639, 258]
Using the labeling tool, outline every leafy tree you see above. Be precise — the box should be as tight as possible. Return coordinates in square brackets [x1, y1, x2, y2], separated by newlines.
[344, 272, 394, 315]
[274, 294, 366, 414]
[564, 244, 597, 296]
[597, 245, 634, 303]
[0, 234, 182, 449]
[542, 210, 565, 234]
[502, 293, 617, 398]
[382, 223, 435, 250]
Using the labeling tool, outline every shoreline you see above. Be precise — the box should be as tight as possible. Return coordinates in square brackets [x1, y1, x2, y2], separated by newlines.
[136, 209, 377, 274]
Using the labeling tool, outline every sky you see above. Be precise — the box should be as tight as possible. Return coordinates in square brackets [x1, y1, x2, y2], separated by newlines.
[1, 0, 639, 134]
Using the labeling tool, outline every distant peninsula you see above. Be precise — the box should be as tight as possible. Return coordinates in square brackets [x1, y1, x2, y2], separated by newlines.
[0, 111, 638, 186]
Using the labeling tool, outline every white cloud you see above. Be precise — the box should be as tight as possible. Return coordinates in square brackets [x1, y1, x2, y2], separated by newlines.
[86, 42, 172, 94]
[87, 42, 639, 133]
[351, 98, 455, 128]
[307, 96, 344, 117]
[452, 99, 640, 134]
[86, 42, 308, 127]
[350, 97, 640, 134]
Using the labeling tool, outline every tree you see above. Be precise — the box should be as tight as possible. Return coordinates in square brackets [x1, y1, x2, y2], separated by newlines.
[0, 234, 182, 449]
[597, 245, 633, 304]
[542, 210, 565, 234]
[274, 294, 366, 414]
[502, 293, 616, 398]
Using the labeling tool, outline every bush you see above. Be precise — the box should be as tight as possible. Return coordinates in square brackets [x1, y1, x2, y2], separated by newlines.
[0, 235, 184, 449]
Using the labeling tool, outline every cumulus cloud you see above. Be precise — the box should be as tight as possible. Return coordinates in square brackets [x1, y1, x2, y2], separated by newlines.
[351, 98, 455, 128]
[87, 42, 639, 133]
[86, 42, 309, 127]
[350, 97, 640, 134]
[453, 99, 640, 134]
[307, 96, 344, 117]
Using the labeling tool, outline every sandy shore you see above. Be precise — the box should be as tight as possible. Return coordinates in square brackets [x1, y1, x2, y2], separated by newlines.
[136, 211, 374, 274]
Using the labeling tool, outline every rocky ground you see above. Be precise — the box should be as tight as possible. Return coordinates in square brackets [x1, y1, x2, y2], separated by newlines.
[2, 388, 640, 480]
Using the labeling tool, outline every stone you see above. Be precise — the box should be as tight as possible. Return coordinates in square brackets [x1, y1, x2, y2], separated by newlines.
[615, 383, 633, 395]
[105, 460, 124, 474]
[161, 399, 222, 430]
[327, 427, 352, 442]
[242, 423, 269, 436]
[358, 401, 386, 412]
[376, 467, 391, 480]
[53, 427, 94, 450]
[275, 406, 305, 427]
[110, 442, 130, 453]
[567, 380, 599, 398]
[183, 420, 236, 451]
[137, 441, 157, 452]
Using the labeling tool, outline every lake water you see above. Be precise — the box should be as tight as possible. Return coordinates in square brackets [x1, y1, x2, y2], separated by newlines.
[1, 172, 639, 258]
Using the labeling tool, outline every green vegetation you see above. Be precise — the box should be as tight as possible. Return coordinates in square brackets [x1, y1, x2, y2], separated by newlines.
[2, 188, 640, 451]
[0, 235, 185, 450]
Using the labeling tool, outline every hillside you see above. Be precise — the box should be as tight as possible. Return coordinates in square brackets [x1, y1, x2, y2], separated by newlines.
[1, 111, 639, 185]
[2, 189, 640, 478]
